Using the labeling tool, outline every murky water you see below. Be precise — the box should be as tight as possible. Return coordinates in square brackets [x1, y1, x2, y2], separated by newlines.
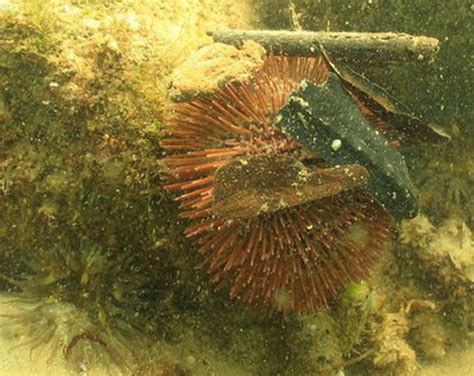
[0, 1, 472, 375]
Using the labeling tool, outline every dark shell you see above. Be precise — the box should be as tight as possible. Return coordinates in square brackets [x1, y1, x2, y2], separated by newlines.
[213, 154, 369, 220]
[275, 74, 419, 222]
[315, 41, 450, 144]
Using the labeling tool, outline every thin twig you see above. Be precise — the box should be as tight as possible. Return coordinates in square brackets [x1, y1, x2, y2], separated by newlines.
[209, 29, 439, 63]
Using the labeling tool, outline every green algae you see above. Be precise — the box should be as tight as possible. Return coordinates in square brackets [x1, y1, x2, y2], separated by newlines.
[0, 1, 292, 375]
[0, 1, 472, 376]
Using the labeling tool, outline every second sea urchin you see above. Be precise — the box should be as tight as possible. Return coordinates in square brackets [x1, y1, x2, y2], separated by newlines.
[162, 54, 393, 315]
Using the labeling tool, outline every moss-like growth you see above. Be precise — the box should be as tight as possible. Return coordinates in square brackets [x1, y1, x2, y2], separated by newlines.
[409, 124, 473, 226]
[345, 214, 473, 375]
[286, 283, 373, 375]
[398, 215, 473, 334]
[408, 310, 447, 360]
[2, 1, 470, 375]
[372, 312, 418, 376]
[288, 313, 343, 375]
[334, 281, 372, 352]
[169, 41, 266, 102]
[0, 2, 305, 375]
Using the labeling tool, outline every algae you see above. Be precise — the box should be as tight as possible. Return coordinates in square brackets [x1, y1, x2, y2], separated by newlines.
[0, 1, 279, 375]
[0, 1, 472, 376]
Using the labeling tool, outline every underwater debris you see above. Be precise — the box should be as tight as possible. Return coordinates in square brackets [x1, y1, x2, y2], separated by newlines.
[210, 29, 440, 63]
[212, 154, 369, 220]
[163, 51, 393, 315]
[311, 42, 449, 145]
[276, 74, 419, 221]
[329, 64, 449, 144]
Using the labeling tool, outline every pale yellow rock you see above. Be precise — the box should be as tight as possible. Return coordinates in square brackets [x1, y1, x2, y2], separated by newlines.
[429, 217, 474, 281]
[399, 214, 435, 248]
[169, 40, 266, 101]
[400, 214, 473, 281]
[373, 313, 419, 376]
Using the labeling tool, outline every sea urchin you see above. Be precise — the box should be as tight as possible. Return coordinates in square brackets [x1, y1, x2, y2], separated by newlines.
[162, 54, 393, 315]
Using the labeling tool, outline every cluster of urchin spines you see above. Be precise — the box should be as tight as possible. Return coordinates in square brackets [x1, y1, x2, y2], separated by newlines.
[163, 54, 394, 315]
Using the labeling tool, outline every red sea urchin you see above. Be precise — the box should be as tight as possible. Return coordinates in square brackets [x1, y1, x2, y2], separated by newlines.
[162, 54, 393, 315]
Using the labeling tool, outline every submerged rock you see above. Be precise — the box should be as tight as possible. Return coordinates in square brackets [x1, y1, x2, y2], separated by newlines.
[169, 41, 266, 102]
[400, 214, 474, 283]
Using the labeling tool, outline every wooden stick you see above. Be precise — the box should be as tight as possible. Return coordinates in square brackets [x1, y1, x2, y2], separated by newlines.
[209, 29, 439, 63]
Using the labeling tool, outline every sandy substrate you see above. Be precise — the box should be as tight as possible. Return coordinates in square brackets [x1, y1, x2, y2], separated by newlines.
[0, 342, 80, 376]
[417, 344, 474, 376]
[0, 294, 121, 376]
